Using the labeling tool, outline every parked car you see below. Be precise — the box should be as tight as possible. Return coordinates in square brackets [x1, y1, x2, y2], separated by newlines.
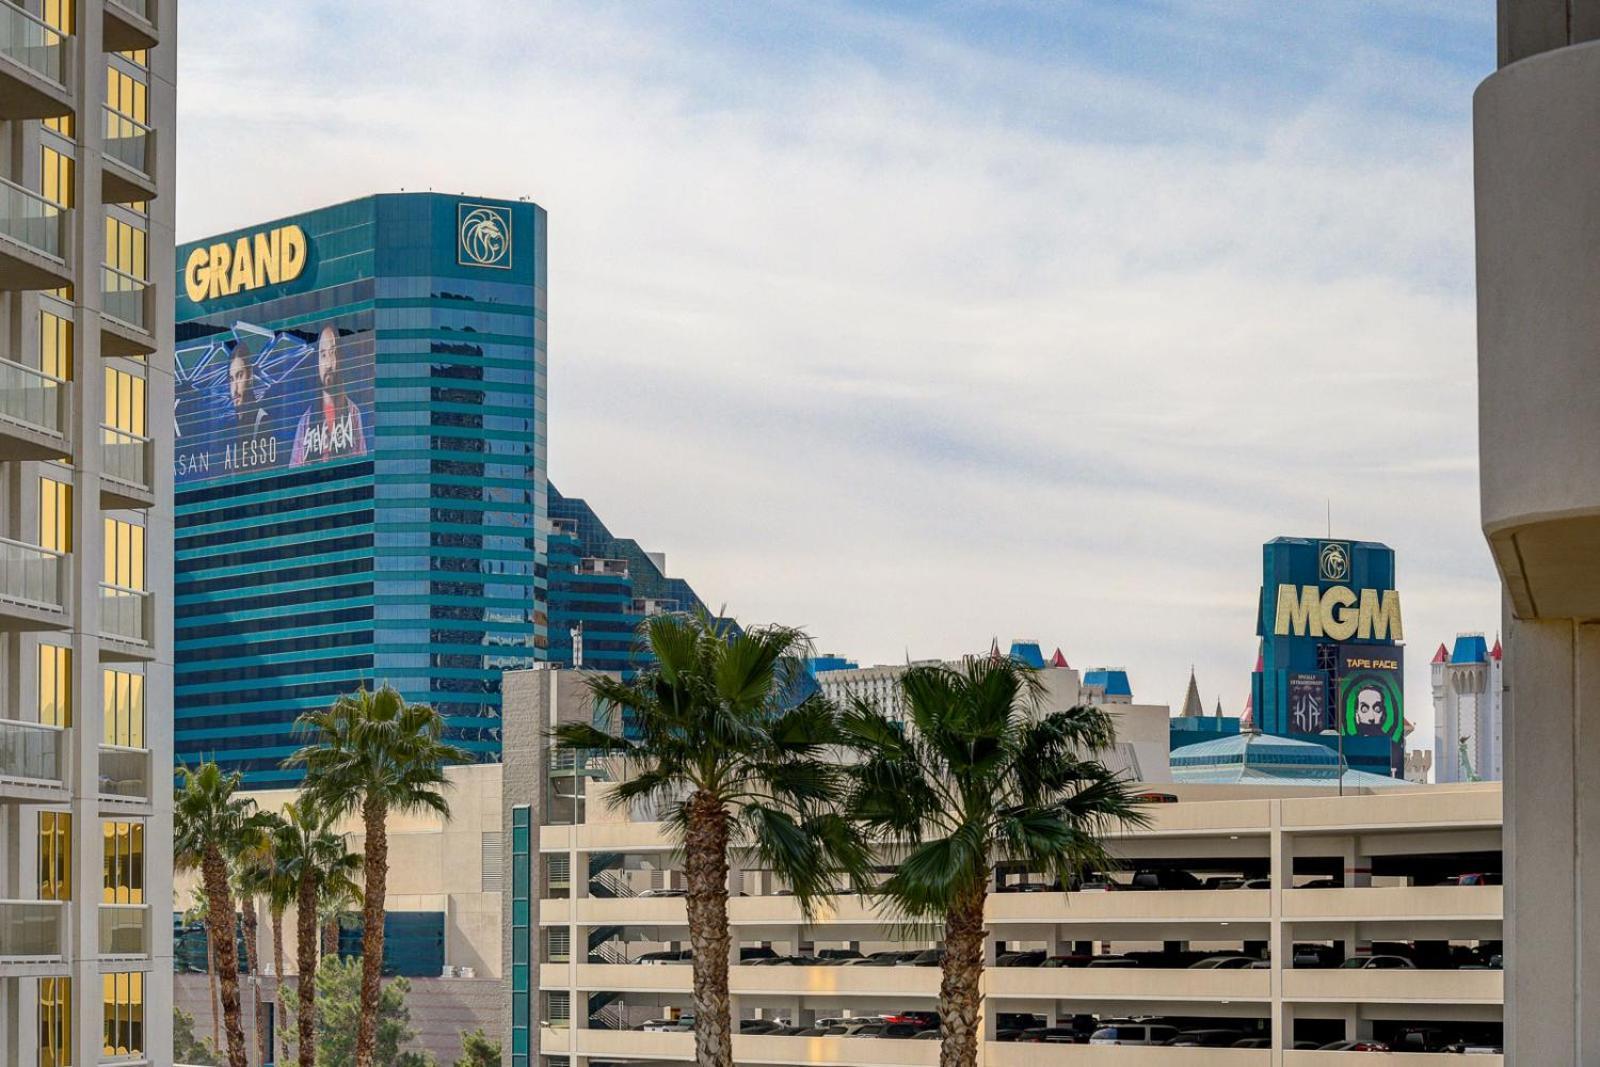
[636, 887, 686, 898]
[813, 948, 862, 964]
[836, 1020, 886, 1038]
[1455, 872, 1503, 886]
[908, 948, 945, 967]
[740, 945, 779, 962]
[1391, 1027, 1456, 1052]
[880, 1023, 930, 1039]
[793, 1025, 846, 1037]
[1232, 1037, 1270, 1049]
[1086, 955, 1140, 968]
[1078, 875, 1123, 891]
[998, 880, 1057, 892]
[1188, 956, 1256, 969]
[1130, 868, 1204, 891]
[1167, 1030, 1247, 1047]
[996, 950, 1047, 967]
[1017, 1027, 1086, 1044]
[738, 1019, 786, 1035]
[913, 1029, 941, 1040]
[1318, 1039, 1392, 1051]
[639, 1018, 692, 1032]
[850, 952, 903, 966]
[636, 949, 691, 965]
[1089, 1023, 1181, 1046]
[1039, 954, 1093, 968]
[1338, 955, 1415, 970]
[1202, 876, 1245, 889]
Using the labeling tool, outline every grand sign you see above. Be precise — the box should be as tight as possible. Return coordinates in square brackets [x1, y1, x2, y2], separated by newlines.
[1271, 584, 1403, 641]
[183, 224, 307, 302]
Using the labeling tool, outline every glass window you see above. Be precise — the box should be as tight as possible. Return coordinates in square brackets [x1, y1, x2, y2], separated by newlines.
[40, 644, 71, 727]
[40, 478, 71, 553]
[41, 309, 73, 380]
[102, 820, 144, 904]
[103, 669, 144, 748]
[40, 976, 72, 1067]
[41, 146, 73, 209]
[38, 811, 71, 901]
[104, 518, 144, 590]
[105, 66, 147, 123]
[103, 970, 144, 1057]
[104, 367, 145, 434]
[104, 216, 147, 279]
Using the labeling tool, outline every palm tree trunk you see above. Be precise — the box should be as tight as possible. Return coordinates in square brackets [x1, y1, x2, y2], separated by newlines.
[207, 935, 220, 1050]
[271, 906, 288, 1065]
[296, 874, 320, 1067]
[682, 790, 733, 1067]
[203, 845, 250, 1067]
[323, 915, 339, 959]
[938, 883, 988, 1067]
[356, 797, 389, 1067]
[243, 898, 264, 1066]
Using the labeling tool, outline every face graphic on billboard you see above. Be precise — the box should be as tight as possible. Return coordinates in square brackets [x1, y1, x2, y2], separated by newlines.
[1354, 686, 1384, 727]
[175, 319, 374, 484]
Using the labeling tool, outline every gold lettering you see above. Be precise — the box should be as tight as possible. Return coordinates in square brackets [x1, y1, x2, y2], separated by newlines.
[1274, 584, 1323, 638]
[1321, 586, 1358, 641]
[183, 248, 208, 303]
[1357, 588, 1404, 641]
[228, 236, 253, 295]
[206, 242, 231, 300]
[253, 230, 276, 288]
[279, 225, 306, 282]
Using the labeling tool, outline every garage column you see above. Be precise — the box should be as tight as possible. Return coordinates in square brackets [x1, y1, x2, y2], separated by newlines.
[1341, 838, 1371, 889]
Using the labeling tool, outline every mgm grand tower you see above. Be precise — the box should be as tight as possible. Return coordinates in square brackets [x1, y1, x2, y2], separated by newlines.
[1476, 3, 1600, 1061]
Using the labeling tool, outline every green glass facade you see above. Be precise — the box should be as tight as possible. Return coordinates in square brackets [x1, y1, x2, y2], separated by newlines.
[174, 193, 548, 785]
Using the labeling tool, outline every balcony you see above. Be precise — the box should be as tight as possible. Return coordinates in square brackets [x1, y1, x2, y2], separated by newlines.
[0, 3, 71, 120]
[0, 718, 65, 795]
[578, 558, 630, 578]
[104, 0, 158, 52]
[0, 178, 70, 290]
[102, 107, 156, 204]
[101, 266, 156, 356]
[0, 356, 69, 461]
[98, 745, 150, 805]
[0, 900, 65, 968]
[99, 903, 149, 958]
[101, 425, 154, 509]
[0, 539, 68, 630]
[100, 583, 152, 659]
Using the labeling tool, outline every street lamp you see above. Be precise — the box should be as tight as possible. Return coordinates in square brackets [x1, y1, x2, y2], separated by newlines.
[1320, 727, 1346, 797]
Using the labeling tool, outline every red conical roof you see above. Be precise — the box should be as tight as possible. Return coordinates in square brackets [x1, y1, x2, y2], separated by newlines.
[1491, 638, 1503, 661]
[1048, 647, 1069, 668]
[1431, 643, 1450, 664]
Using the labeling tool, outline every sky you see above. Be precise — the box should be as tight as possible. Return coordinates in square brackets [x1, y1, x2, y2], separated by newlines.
[178, 0, 1500, 747]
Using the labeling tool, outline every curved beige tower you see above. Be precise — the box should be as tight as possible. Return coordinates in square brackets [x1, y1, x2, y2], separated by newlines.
[1477, 5, 1600, 1062]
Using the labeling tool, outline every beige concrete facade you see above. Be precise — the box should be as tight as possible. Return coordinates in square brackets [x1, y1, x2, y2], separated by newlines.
[502, 666, 1506, 1066]
[0, 1, 175, 1064]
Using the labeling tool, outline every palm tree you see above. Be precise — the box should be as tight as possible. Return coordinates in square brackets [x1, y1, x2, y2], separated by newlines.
[175, 762, 274, 1067]
[181, 885, 221, 1050]
[552, 613, 866, 1067]
[231, 818, 280, 1067]
[272, 798, 362, 1067]
[839, 657, 1150, 1067]
[319, 879, 359, 960]
[286, 685, 465, 1067]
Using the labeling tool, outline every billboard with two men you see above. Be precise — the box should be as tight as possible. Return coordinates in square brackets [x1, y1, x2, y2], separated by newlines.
[174, 319, 374, 485]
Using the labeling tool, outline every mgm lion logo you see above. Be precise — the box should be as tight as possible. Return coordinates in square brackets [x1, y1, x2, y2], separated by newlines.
[1318, 541, 1350, 583]
[458, 204, 512, 269]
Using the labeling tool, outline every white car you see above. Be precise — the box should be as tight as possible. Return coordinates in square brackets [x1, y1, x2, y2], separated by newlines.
[1089, 1023, 1180, 1045]
[1337, 955, 1416, 970]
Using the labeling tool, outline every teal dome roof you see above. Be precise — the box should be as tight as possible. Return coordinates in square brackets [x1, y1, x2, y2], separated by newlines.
[1170, 731, 1406, 788]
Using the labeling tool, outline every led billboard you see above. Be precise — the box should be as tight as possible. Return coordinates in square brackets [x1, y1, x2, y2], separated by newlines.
[174, 320, 374, 484]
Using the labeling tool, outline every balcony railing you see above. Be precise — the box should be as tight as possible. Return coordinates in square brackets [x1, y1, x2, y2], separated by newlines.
[0, 718, 63, 783]
[0, 177, 65, 262]
[0, 3, 66, 86]
[98, 745, 149, 801]
[102, 107, 151, 175]
[99, 903, 149, 957]
[102, 266, 148, 330]
[0, 900, 64, 960]
[0, 356, 66, 437]
[0, 538, 66, 611]
[100, 583, 148, 644]
[101, 425, 150, 490]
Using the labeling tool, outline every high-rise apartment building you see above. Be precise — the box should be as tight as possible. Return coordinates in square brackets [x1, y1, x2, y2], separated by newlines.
[0, 0, 175, 1062]
[173, 194, 547, 786]
[1431, 634, 1503, 783]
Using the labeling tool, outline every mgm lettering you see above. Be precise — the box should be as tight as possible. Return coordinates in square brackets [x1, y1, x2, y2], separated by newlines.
[1272, 584, 1403, 642]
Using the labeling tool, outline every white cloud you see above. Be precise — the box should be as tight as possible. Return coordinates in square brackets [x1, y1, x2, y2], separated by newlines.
[179, 0, 1497, 749]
